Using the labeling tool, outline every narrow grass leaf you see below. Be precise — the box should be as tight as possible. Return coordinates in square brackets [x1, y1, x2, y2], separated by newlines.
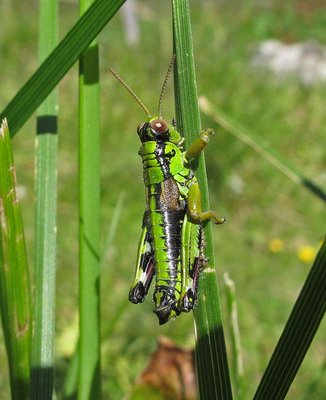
[63, 348, 79, 400]
[254, 238, 326, 400]
[224, 273, 245, 400]
[172, 1, 233, 399]
[0, 0, 126, 137]
[200, 97, 326, 204]
[0, 119, 31, 399]
[30, 1, 59, 399]
[77, 0, 102, 398]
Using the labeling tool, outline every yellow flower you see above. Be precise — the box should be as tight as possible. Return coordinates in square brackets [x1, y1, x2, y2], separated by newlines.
[297, 245, 317, 264]
[268, 238, 284, 253]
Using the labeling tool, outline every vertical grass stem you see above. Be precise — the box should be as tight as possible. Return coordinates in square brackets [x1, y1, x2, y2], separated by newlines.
[172, 1, 232, 398]
[77, 0, 101, 398]
[30, 1, 59, 398]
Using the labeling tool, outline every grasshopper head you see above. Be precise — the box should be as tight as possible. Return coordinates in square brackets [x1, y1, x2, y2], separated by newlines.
[137, 117, 182, 145]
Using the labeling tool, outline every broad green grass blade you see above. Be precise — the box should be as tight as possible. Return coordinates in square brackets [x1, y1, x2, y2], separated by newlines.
[254, 238, 326, 400]
[200, 97, 326, 203]
[0, 0, 126, 137]
[0, 119, 31, 400]
[30, 0, 58, 399]
[78, 0, 101, 398]
[172, 1, 233, 399]
[224, 273, 245, 400]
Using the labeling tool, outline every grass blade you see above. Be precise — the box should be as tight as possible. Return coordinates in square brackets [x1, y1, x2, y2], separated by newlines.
[172, 1, 233, 399]
[0, 0, 126, 137]
[77, 0, 101, 397]
[0, 119, 31, 399]
[200, 97, 326, 203]
[254, 238, 326, 399]
[30, 0, 59, 398]
[224, 273, 245, 400]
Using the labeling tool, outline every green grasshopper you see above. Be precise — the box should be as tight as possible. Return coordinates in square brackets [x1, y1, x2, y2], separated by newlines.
[110, 57, 224, 324]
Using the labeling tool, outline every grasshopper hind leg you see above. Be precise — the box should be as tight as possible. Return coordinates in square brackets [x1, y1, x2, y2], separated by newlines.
[129, 214, 155, 304]
[181, 264, 197, 312]
[180, 217, 206, 313]
[129, 259, 154, 304]
[181, 253, 206, 312]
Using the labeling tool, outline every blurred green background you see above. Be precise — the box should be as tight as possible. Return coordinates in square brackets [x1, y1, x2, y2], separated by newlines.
[1, 0, 325, 398]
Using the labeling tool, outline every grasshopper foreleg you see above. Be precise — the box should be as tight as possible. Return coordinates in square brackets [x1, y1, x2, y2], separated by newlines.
[185, 128, 215, 161]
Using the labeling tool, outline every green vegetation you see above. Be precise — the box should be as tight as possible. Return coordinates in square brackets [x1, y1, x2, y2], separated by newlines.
[173, 1, 232, 397]
[0, 120, 31, 400]
[0, 0, 325, 398]
[30, 0, 58, 398]
[78, 0, 101, 397]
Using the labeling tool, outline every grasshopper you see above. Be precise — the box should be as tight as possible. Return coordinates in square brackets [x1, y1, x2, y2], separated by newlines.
[110, 57, 224, 324]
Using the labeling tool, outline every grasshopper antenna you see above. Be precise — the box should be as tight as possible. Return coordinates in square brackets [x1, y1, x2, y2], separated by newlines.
[157, 54, 176, 119]
[109, 68, 151, 118]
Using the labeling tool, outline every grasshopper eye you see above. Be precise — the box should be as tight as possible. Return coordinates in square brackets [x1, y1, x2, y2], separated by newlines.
[150, 119, 168, 135]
